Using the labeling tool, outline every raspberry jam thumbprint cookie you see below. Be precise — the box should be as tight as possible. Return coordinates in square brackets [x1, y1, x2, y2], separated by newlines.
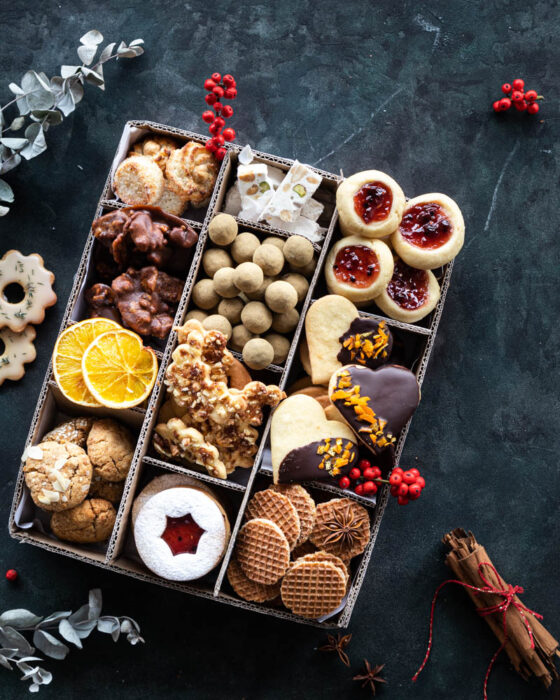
[374, 257, 440, 323]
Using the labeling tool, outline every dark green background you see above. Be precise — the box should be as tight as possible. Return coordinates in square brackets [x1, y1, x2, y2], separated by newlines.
[1, 1, 559, 698]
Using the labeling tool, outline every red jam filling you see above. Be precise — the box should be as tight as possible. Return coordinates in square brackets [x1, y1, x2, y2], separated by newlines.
[387, 260, 429, 310]
[333, 245, 380, 288]
[353, 181, 393, 224]
[399, 202, 452, 249]
[161, 514, 205, 556]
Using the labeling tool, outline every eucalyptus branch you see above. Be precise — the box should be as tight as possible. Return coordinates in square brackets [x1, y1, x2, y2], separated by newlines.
[0, 29, 145, 216]
[0, 589, 143, 693]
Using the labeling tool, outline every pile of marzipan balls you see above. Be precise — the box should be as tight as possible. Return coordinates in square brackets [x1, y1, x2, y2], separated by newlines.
[187, 214, 316, 370]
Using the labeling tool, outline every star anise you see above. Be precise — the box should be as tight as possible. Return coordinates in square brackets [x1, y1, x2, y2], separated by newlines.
[353, 660, 386, 695]
[323, 502, 368, 548]
[318, 632, 352, 666]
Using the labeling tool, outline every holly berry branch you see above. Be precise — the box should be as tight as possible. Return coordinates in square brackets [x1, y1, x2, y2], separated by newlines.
[339, 459, 426, 506]
[202, 72, 237, 161]
[493, 78, 543, 115]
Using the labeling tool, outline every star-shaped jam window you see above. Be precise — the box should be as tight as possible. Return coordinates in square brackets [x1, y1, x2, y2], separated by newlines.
[161, 513, 206, 556]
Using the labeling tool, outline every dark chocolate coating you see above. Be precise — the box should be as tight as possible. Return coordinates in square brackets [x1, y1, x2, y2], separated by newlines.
[278, 439, 358, 483]
[337, 317, 393, 369]
[332, 364, 420, 454]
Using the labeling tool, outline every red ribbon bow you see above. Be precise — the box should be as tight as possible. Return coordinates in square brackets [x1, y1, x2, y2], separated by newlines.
[412, 561, 543, 699]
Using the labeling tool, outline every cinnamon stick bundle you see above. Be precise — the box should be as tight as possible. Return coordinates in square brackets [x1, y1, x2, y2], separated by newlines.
[443, 528, 559, 688]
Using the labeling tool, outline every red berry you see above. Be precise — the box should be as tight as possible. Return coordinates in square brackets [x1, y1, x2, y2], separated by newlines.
[398, 483, 409, 497]
[397, 495, 409, 506]
[527, 102, 539, 114]
[202, 110, 214, 124]
[205, 140, 217, 153]
[362, 466, 376, 480]
[214, 134, 225, 147]
[221, 105, 234, 118]
[224, 87, 237, 99]
[371, 466, 382, 479]
[222, 127, 236, 141]
[355, 483, 365, 495]
[511, 90, 523, 102]
[493, 101, 501, 112]
[514, 100, 527, 111]
[213, 102, 223, 113]
[389, 472, 402, 487]
[205, 93, 217, 106]
[390, 485, 400, 497]
[204, 78, 216, 91]
[5, 569, 17, 581]
[211, 72, 222, 83]
[363, 480, 378, 495]
[213, 86, 225, 98]
[349, 467, 362, 481]
[208, 122, 221, 135]
[223, 74, 235, 87]
[403, 471, 416, 485]
[524, 90, 537, 102]
[408, 483, 422, 500]
[409, 468, 420, 477]
[358, 459, 371, 470]
[214, 116, 226, 128]
[416, 476, 426, 489]
[501, 83, 512, 94]
[499, 98, 511, 111]
[339, 476, 351, 489]
[215, 147, 227, 160]
[392, 466, 403, 475]
[512, 78, 525, 91]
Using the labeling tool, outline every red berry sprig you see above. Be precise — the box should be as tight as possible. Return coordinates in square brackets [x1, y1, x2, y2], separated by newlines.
[338, 459, 426, 506]
[5, 568, 18, 581]
[202, 72, 237, 160]
[493, 78, 543, 115]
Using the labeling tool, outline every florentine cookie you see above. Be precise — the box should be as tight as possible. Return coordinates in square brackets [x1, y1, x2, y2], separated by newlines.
[88, 478, 125, 504]
[270, 483, 316, 546]
[50, 498, 116, 543]
[245, 489, 301, 550]
[309, 498, 370, 561]
[227, 558, 281, 603]
[43, 417, 95, 449]
[236, 518, 290, 585]
[113, 155, 165, 206]
[0, 250, 57, 332]
[23, 441, 92, 512]
[280, 559, 347, 619]
[86, 418, 134, 482]
[0, 326, 36, 385]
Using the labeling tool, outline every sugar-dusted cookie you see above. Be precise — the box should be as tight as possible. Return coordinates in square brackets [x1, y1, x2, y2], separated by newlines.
[336, 170, 406, 239]
[23, 441, 92, 511]
[43, 417, 95, 449]
[324, 237, 394, 303]
[50, 498, 116, 543]
[0, 250, 56, 332]
[270, 394, 358, 483]
[0, 325, 36, 385]
[374, 257, 441, 323]
[86, 418, 135, 483]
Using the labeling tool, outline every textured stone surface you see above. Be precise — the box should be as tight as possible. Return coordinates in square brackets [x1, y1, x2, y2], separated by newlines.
[1, 1, 559, 698]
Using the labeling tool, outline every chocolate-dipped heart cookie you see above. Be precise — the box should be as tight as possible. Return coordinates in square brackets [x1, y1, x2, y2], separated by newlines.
[328, 364, 420, 457]
[337, 317, 393, 370]
[271, 394, 359, 483]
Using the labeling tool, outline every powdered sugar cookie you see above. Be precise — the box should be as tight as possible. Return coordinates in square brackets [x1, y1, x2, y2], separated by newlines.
[0, 325, 36, 385]
[0, 250, 56, 332]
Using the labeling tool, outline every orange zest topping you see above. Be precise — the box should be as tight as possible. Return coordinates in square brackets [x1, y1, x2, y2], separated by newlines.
[342, 321, 390, 365]
[316, 438, 356, 476]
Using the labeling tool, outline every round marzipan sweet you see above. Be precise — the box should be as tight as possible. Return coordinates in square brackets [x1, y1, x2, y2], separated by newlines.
[391, 193, 464, 270]
[336, 170, 406, 239]
[324, 236, 394, 303]
[374, 257, 441, 323]
[134, 486, 230, 581]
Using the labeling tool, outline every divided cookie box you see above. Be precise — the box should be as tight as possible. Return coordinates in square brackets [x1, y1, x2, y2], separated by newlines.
[9, 121, 453, 628]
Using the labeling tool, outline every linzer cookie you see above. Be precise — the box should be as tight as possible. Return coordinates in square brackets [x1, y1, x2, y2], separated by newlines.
[227, 558, 281, 603]
[309, 498, 370, 561]
[236, 518, 290, 585]
[270, 394, 358, 484]
[329, 364, 420, 458]
[245, 489, 301, 550]
[280, 558, 347, 619]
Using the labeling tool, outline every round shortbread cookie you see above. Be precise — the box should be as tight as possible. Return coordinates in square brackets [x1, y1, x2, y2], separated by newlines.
[245, 489, 301, 550]
[113, 155, 165, 206]
[227, 557, 281, 603]
[270, 484, 316, 546]
[236, 518, 290, 585]
[281, 559, 347, 619]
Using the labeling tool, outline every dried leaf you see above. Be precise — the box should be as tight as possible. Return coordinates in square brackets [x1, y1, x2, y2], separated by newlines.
[0, 654, 12, 670]
[38, 611, 71, 627]
[30, 109, 63, 126]
[32, 630, 69, 660]
[0, 205, 9, 216]
[8, 82, 24, 95]
[100, 42, 116, 63]
[80, 67, 104, 87]
[0, 137, 28, 150]
[0, 179, 14, 204]
[129, 39, 144, 47]
[88, 589, 102, 621]
[0, 627, 34, 655]
[97, 616, 119, 637]
[9, 117, 26, 131]
[20, 124, 46, 160]
[0, 152, 22, 175]
[57, 619, 82, 649]
[80, 29, 104, 46]
[77, 44, 97, 66]
[60, 65, 79, 79]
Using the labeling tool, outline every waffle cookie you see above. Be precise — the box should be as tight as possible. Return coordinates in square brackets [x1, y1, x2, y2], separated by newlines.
[295, 551, 349, 585]
[271, 483, 316, 546]
[236, 518, 290, 585]
[227, 557, 281, 603]
[309, 498, 370, 561]
[281, 559, 347, 619]
[245, 489, 301, 550]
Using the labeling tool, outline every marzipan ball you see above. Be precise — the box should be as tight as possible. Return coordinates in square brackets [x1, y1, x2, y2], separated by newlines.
[283, 235, 314, 267]
[265, 333, 291, 364]
[233, 262, 264, 294]
[243, 338, 274, 370]
[202, 314, 232, 340]
[241, 301, 272, 334]
[218, 297, 244, 324]
[263, 236, 285, 252]
[281, 273, 309, 304]
[203, 248, 233, 278]
[271, 308, 300, 334]
[212, 267, 238, 298]
[185, 309, 208, 322]
[265, 280, 298, 313]
[208, 213, 238, 246]
[245, 276, 274, 301]
[231, 232, 260, 263]
[192, 279, 220, 310]
[253, 244, 285, 276]
[290, 255, 316, 277]
[231, 324, 255, 352]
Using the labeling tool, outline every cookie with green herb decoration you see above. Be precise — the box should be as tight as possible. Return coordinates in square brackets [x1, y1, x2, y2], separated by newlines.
[0, 324, 36, 385]
[0, 250, 56, 331]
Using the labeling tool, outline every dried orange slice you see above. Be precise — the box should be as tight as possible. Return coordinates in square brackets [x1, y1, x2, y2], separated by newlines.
[52, 318, 121, 406]
[81, 328, 158, 409]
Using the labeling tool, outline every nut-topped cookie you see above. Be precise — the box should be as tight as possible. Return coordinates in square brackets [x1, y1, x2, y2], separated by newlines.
[23, 441, 92, 511]
[86, 418, 135, 483]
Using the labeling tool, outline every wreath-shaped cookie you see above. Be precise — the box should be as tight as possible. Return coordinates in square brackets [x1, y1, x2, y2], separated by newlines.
[0, 325, 36, 385]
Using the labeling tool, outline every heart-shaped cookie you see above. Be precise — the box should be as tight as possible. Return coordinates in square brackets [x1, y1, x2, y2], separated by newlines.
[328, 364, 420, 457]
[271, 394, 358, 483]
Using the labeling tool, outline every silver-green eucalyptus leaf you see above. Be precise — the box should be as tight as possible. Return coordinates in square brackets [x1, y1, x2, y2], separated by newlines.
[56, 91, 75, 117]
[77, 44, 97, 66]
[0, 152, 22, 175]
[0, 137, 28, 150]
[57, 619, 82, 649]
[9, 116, 26, 131]
[0, 179, 15, 203]
[88, 589, 102, 620]
[32, 630, 69, 660]
[0, 627, 34, 655]
[100, 42, 116, 62]
[80, 67, 105, 87]
[129, 39, 145, 47]
[37, 611, 71, 627]
[60, 65, 80, 79]
[0, 205, 10, 216]
[80, 29, 104, 46]
[20, 125, 47, 160]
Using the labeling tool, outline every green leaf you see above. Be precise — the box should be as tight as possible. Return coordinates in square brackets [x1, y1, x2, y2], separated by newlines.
[0, 179, 14, 203]
[0, 609, 40, 627]
[0, 138, 28, 150]
[30, 110, 63, 126]
[32, 629, 69, 660]
[80, 29, 104, 46]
